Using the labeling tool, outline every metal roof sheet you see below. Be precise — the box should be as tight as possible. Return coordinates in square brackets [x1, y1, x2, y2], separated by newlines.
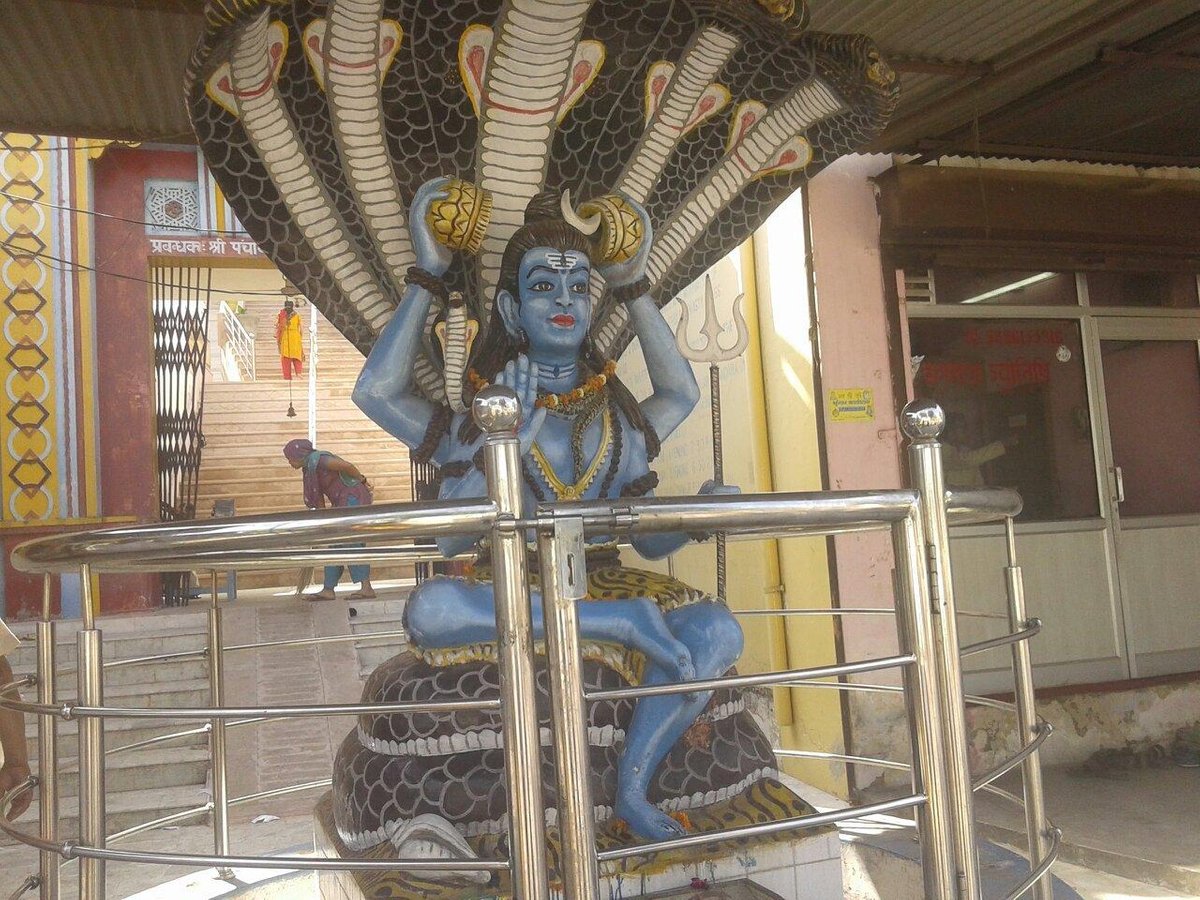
[0, 0, 203, 143]
[0, 0, 1195, 166]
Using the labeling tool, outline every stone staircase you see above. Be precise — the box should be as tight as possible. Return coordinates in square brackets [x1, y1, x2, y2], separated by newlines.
[346, 597, 410, 680]
[3, 612, 213, 847]
[0, 599, 424, 899]
[197, 299, 416, 589]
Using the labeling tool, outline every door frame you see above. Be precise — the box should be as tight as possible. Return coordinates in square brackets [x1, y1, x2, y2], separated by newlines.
[1089, 313, 1200, 678]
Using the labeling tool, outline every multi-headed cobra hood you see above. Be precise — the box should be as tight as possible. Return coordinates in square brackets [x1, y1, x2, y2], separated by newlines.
[186, 0, 898, 403]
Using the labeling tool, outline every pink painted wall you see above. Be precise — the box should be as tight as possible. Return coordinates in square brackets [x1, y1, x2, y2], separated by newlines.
[807, 154, 906, 670]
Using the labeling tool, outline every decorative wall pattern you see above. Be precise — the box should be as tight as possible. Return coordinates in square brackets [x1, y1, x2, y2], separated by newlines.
[0, 134, 59, 520]
[145, 180, 202, 234]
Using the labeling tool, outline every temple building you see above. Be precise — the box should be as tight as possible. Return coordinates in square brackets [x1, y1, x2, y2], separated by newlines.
[0, 2, 1197, 897]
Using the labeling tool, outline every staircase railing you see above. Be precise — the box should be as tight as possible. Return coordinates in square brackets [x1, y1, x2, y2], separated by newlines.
[0, 396, 1058, 900]
[216, 300, 255, 382]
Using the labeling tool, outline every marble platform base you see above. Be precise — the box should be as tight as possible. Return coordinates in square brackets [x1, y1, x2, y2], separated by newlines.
[313, 791, 842, 899]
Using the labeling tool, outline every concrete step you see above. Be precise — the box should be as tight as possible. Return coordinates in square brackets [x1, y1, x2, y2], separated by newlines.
[196, 473, 409, 490]
[199, 422, 385, 440]
[234, 564, 415, 592]
[194, 485, 412, 505]
[356, 641, 407, 677]
[194, 488, 412, 510]
[197, 457, 408, 478]
[203, 408, 384, 425]
[104, 657, 209, 688]
[7, 784, 212, 848]
[189, 499, 414, 518]
[347, 597, 409, 623]
[41, 746, 211, 799]
[34, 657, 210, 691]
[5, 630, 207, 675]
[349, 598, 410, 676]
[23, 680, 214, 753]
[197, 466, 407, 484]
[198, 440, 409, 460]
[47, 676, 211, 707]
[197, 449, 399, 468]
[204, 381, 358, 398]
[977, 767, 1200, 896]
[197, 469, 409, 489]
[26, 716, 210, 765]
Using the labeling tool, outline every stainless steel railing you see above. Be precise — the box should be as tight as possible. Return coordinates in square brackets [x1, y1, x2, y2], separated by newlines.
[0, 394, 1057, 900]
[216, 300, 256, 383]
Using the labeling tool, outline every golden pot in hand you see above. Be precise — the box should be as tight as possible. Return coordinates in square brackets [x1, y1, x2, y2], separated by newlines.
[427, 178, 493, 255]
[578, 195, 644, 264]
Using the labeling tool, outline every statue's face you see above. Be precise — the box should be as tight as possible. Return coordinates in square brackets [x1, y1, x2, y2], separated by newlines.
[498, 246, 591, 360]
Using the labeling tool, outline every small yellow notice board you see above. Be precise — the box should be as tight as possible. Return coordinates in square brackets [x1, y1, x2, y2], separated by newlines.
[829, 388, 875, 422]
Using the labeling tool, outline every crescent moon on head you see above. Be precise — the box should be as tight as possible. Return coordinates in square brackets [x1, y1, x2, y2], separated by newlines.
[560, 190, 601, 235]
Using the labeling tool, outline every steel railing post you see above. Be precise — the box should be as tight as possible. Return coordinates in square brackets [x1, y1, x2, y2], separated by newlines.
[76, 564, 106, 900]
[1004, 518, 1052, 900]
[901, 400, 980, 899]
[473, 386, 549, 899]
[207, 571, 232, 879]
[891, 515, 956, 898]
[37, 575, 59, 900]
[536, 513, 599, 899]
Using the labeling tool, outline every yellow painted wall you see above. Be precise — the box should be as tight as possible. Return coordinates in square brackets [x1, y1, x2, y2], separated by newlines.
[752, 190, 846, 797]
[620, 195, 846, 797]
[0, 135, 65, 522]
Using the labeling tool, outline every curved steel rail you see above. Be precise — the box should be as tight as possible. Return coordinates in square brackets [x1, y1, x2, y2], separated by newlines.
[960, 620, 1042, 658]
[103, 629, 409, 671]
[1, 410, 1050, 900]
[10, 499, 498, 574]
[972, 722, 1053, 791]
[945, 487, 1023, 524]
[0, 596, 1053, 895]
[0, 777, 502, 873]
[7, 874, 39, 900]
[4, 696, 497, 720]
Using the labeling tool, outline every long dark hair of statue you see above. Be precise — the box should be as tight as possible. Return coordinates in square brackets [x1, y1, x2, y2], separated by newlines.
[457, 190, 661, 461]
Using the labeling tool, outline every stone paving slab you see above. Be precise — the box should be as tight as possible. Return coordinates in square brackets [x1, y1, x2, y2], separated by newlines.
[977, 765, 1200, 894]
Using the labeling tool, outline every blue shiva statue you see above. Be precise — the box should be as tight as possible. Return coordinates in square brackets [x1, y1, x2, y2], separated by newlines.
[354, 177, 743, 841]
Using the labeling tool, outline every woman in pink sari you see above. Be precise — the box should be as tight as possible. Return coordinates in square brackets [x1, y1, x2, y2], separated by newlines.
[283, 439, 376, 600]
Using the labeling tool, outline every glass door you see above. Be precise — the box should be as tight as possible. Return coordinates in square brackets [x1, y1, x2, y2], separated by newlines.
[1094, 317, 1200, 677]
[909, 312, 1129, 691]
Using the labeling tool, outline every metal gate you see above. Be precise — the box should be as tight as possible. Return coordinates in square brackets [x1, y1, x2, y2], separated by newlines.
[152, 265, 212, 605]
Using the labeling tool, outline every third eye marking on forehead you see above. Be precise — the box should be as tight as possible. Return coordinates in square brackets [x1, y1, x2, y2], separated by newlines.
[543, 251, 581, 272]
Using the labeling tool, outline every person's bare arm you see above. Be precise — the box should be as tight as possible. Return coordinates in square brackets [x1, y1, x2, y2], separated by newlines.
[0, 656, 31, 819]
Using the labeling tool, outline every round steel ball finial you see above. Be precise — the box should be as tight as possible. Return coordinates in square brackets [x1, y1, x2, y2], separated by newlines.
[472, 385, 521, 436]
[900, 399, 945, 441]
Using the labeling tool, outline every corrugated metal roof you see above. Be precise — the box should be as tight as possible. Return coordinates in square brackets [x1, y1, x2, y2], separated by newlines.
[0, 0, 1196, 166]
[810, 0, 1200, 156]
[0, 1, 203, 143]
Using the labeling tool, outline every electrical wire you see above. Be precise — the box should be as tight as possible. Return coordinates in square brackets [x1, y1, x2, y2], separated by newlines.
[0, 239, 288, 298]
[0, 142, 138, 154]
[0, 188, 253, 237]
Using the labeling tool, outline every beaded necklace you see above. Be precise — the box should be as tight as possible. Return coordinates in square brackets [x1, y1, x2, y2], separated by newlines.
[467, 359, 618, 410]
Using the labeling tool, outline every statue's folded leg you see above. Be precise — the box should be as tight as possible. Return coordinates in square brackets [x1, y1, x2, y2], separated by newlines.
[404, 576, 696, 680]
[615, 600, 744, 841]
